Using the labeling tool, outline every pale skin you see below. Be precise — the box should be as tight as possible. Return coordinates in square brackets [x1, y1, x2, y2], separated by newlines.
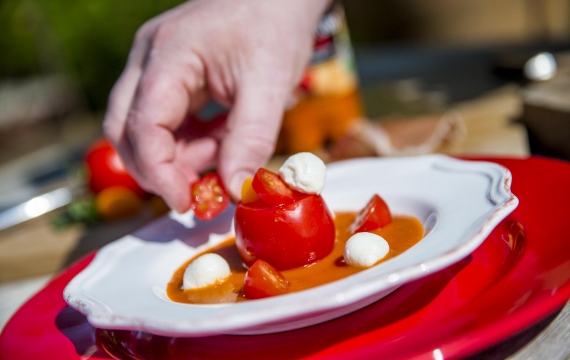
[104, 0, 332, 212]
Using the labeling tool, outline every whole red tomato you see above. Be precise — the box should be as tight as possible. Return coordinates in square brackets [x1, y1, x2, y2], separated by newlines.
[85, 139, 145, 197]
[235, 194, 335, 271]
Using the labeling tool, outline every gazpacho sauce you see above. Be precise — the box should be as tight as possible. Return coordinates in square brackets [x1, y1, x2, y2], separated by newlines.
[167, 213, 424, 304]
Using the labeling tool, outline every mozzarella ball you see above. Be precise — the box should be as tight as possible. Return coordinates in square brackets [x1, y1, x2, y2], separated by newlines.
[344, 232, 390, 268]
[279, 152, 326, 194]
[183, 253, 231, 290]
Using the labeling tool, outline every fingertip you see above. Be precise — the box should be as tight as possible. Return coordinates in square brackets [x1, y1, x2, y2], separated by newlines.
[162, 188, 191, 214]
[167, 197, 191, 214]
[141, 162, 194, 214]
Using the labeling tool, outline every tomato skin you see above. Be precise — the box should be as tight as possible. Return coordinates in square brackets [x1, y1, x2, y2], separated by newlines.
[252, 168, 301, 207]
[190, 173, 230, 221]
[243, 259, 290, 299]
[85, 139, 145, 197]
[351, 194, 392, 233]
[235, 194, 335, 270]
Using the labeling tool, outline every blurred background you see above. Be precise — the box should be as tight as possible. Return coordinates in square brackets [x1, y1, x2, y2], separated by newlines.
[2, 0, 569, 165]
[2, 0, 570, 333]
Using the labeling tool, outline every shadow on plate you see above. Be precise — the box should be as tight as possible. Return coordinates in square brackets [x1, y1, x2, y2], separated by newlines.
[61, 205, 235, 269]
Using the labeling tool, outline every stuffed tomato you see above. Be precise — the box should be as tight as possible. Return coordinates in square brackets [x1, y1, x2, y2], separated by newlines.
[235, 155, 335, 271]
[235, 193, 335, 270]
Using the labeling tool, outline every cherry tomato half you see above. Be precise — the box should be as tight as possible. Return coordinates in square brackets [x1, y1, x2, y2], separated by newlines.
[252, 168, 301, 207]
[190, 173, 230, 221]
[243, 259, 290, 299]
[85, 139, 145, 197]
[235, 194, 335, 270]
[350, 194, 392, 233]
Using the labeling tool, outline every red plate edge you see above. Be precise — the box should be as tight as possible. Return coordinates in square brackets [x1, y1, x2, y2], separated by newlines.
[320, 251, 570, 360]
[1, 156, 570, 360]
[439, 156, 570, 359]
[308, 156, 570, 359]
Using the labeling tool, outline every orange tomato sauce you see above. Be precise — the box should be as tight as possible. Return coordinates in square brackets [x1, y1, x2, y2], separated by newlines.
[167, 213, 424, 304]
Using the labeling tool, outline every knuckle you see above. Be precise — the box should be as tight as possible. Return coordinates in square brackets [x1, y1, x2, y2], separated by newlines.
[243, 132, 275, 161]
[124, 109, 143, 138]
[152, 22, 177, 45]
[134, 22, 154, 46]
[137, 73, 157, 97]
[136, 69, 169, 102]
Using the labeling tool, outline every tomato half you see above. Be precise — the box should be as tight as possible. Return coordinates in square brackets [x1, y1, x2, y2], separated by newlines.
[351, 194, 392, 233]
[85, 139, 145, 197]
[190, 173, 230, 221]
[252, 168, 301, 207]
[235, 194, 335, 270]
[243, 259, 290, 299]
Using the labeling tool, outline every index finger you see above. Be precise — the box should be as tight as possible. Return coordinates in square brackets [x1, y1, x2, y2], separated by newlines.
[125, 57, 204, 212]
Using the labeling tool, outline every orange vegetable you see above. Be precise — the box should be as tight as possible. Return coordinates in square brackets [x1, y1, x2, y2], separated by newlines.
[240, 178, 259, 204]
[278, 90, 363, 154]
[95, 186, 144, 221]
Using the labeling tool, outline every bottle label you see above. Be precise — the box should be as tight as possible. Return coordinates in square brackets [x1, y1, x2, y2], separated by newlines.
[298, 3, 359, 97]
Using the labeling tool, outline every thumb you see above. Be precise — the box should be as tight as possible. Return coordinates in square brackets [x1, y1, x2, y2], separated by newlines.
[218, 81, 288, 200]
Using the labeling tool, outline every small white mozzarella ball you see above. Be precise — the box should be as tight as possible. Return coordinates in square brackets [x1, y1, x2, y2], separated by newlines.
[344, 232, 390, 268]
[279, 152, 326, 194]
[183, 253, 231, 290]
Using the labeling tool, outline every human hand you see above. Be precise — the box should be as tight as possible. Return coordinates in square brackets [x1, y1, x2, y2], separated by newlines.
[104, 0, 331, 212]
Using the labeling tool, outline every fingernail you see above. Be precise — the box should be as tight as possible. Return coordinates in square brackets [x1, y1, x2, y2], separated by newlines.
[229, 170, 254, 201]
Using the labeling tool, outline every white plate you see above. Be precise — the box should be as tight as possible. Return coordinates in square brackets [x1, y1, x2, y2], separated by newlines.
[64, 155, 518, 337]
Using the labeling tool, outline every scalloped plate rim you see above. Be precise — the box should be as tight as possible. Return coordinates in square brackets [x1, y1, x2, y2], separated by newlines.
[64, 154, 518, 337]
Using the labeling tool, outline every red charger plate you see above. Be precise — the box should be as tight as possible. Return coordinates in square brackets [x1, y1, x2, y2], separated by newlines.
[1, 157, 570, 360]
